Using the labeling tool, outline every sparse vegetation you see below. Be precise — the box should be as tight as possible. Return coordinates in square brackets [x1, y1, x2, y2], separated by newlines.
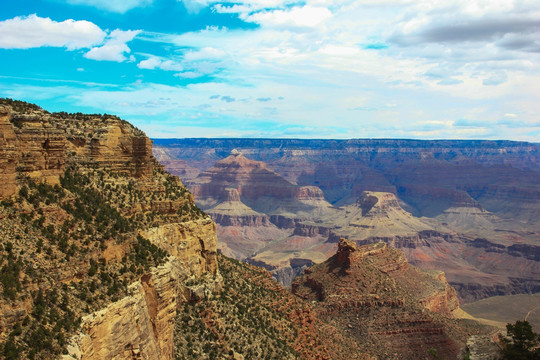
[500, 320, 540, 360]
[0, 154, 202, 358]
[0, 98, 43, 113]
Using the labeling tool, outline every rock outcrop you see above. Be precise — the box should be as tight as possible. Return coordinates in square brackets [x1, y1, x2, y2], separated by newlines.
[142, 219, 219, 276]
[292, 239, 471, 359]
[65, 256, 220, 360]
[0, 105, 18, 198]
[0, 105, 153, 201]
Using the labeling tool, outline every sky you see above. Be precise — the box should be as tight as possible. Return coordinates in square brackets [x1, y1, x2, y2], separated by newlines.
[0, 1, 539, 140]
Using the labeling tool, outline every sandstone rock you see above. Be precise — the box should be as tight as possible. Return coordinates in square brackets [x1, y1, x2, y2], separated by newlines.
[142, 218, 218, 277]
[0, 105, 18, 198]
[0, 107, 153, 200]
[0, 103, 221, 359]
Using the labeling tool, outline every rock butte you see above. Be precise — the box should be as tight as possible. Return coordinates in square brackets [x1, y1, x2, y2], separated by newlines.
[293, 239, 465, 359]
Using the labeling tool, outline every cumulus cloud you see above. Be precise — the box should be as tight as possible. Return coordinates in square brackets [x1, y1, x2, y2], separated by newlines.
[0, 14, 105, 50]
[0, 14, 140, 63]
[65, 0, 154, 13]
[85, 29, 141, 62]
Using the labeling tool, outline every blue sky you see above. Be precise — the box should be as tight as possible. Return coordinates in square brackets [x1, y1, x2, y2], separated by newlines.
[0, 0, 539, 140]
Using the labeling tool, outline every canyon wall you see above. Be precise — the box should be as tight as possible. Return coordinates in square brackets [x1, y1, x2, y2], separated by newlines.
[0, 103, 220, 359]
[0, 105, 154, 202]
[155, 139, 540, 301]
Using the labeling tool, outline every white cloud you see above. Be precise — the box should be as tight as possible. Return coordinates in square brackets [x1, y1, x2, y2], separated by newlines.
[242, 6, 333, 29]
[7, 0, 540, 140]
[138, 57, 162, 69]
[183, 47, 226, 61]
[138, 56, 184, 71]
[65, 0, 154, 13]
[85, 29, 141, 62]
[0, 15, 140, 63]
[180, 0, 212, 13]
[0, 14, 105, 50]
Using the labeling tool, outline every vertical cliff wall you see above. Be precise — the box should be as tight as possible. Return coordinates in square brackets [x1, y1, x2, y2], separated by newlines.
[0, 102, 220, 359]
[0, 105, 18, 198]
[0, 105, 154, 202]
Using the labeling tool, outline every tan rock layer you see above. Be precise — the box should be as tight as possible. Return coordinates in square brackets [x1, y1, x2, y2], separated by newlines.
[66, 219, 221, 360]
[0, 106, 18, 198]
[0, 106, 153, 200]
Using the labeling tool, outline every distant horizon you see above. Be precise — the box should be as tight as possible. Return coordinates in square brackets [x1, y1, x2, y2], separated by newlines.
[1, 1, 539, 141]
[151, 137, 540, 145]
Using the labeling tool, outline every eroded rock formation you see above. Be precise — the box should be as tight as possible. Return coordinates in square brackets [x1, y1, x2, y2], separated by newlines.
[292, 239, 471, 359]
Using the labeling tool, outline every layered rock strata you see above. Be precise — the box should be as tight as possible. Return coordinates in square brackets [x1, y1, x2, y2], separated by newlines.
[0, 106, 153, 201]
[292, 239, 468, 359]
[0, 102, 220, 359]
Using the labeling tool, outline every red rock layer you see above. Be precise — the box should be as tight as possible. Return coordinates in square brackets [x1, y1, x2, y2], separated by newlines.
[293, 239, 464, 360]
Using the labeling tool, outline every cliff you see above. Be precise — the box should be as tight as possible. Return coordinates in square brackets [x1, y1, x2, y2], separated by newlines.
[0, 104, 154, 201]
[0, 100, 219, 359]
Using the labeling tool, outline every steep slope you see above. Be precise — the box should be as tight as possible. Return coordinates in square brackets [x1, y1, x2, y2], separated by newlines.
[292, 239, 492, 360]
[174, 254, 374, 360]
[0, 100, 219, 359]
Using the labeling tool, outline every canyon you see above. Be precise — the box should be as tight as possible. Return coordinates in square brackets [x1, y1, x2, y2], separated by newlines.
[0, 99, 509, 359]
[154, 138, 540, 302]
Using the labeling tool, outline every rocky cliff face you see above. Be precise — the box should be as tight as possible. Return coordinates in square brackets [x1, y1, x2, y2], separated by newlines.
[66, 218, 221, 360]
[0, 101, 219, 359]
[0, 105, 18, 199]
[0, 105, 154, 201]
[292, 239, 477, 359]
[67, 258, 186, 360]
